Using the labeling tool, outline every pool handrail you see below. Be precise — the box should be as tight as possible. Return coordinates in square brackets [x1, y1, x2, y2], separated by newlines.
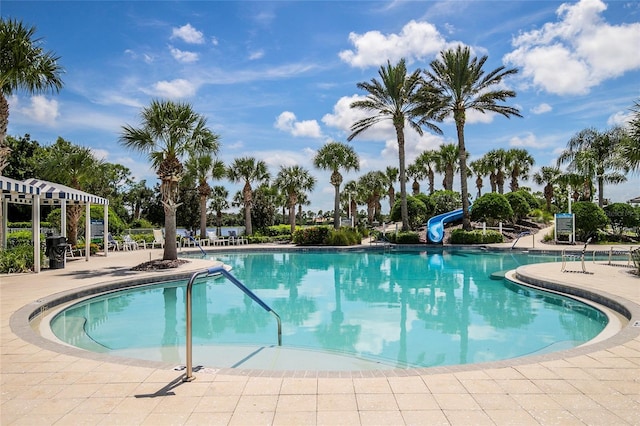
[184, 266, 282, 382]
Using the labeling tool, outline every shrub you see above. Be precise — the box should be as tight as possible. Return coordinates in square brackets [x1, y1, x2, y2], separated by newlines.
[450, 229, 504, 244]
[325, 228, 362, 246]
[603, 203, 639, 235]
[8, 221, 53, 229]
[390, 196, 428, 230]
[530, 208, 553, 224]
[292, 226, 331, 245]
[430, 190, 462, 215]
[505, 192, 530, 222]
[516, 189, 540, 210]
[129, 218, 154, 229]
[414, 193, 435, 216]
[573, 201, 609, 242]
[264, 224, 297, 237]
[471, 193, 513, 226]
[0, 244, 40, 273]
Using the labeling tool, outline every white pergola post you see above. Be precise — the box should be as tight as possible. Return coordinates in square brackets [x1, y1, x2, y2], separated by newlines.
[1, 198, 7, 249]
[61, 202, 67, 238]
[33, 195, 41, 273]
[85, 203, 91, 262]
[103, 204, 109, 257]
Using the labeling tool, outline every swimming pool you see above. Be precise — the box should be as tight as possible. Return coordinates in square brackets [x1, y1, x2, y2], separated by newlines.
[50, 249, 609, 370]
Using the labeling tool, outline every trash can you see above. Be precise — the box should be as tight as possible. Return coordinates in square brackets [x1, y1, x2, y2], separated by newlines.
[45, 236, 67, 269]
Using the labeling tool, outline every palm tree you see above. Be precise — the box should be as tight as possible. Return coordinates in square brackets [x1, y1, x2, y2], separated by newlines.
[226, 157, 270, 236]
[120, 99, 218, 260]
[468, 159, 489, 199]
[435, 143, 459, 191]
[619, 100, 639, 172]
[342, 180, 360, 225]
[36, 137, 99, 245]
[185, 154, 224, 239]
[313, 141, 360, 229]
[209, 185, 229, 236]
[0, 18, 64, 171]
[384, 166, 399, 212]
[415, 150, 439, 194]
[557, 127, 627, 207]
[274, 165, 316, 234]
[506, 148, 534, 192]
[358, 171, 387, 225]
[406, 163, 426, 195]
[425, 45, 522, 230]
[484, 149, 509, 193]
[533, 166, 561, 211]
[348, 58, 442, 231]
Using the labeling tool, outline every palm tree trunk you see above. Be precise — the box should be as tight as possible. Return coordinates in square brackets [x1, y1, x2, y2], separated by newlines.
[288, 204, 296, 234]
[395, 125, 409, 231]
[333, 184, 340, 229]
[163, 202, 178, 260]
[597, 176, 604, 207]
[455, 114, 471, 231]
[0, 93, 9, 148]
[199, 195, 207, 239]
[243, 184, 253, 235]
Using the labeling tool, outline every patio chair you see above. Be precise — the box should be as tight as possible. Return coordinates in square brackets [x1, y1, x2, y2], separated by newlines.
[561, 237, 593, 273]
[107, 233, 120, 251]
[122, 234, 140, 251]
[151, 229, 164, 248]
[207, 231, 226, 246]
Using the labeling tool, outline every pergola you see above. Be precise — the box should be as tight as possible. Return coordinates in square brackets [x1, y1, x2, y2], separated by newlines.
[1, 176, 109, 273]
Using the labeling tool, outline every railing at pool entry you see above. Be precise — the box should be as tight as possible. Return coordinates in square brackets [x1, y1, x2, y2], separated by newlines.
[183, 266, 282, 382]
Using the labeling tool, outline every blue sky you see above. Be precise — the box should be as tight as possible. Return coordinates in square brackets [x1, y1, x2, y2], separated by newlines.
[4, 0, 640, 213]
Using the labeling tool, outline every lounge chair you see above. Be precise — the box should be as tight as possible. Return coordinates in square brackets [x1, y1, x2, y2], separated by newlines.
[122, 234, 140, 250]
[208, 231, 227, 246]
[151, 229, 164, 248]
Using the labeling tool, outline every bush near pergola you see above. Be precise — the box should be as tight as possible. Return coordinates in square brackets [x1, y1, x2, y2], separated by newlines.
[471, 192, 513, 226]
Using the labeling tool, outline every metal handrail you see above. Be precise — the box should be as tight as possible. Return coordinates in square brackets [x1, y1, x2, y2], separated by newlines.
[183, 266, 282, 382]
[511, 231, 531, 249]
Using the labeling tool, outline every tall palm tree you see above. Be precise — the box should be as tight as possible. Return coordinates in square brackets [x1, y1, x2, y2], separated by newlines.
[120, 99, 218, 260]
[415, 150, 439, 194]
[506, 148, 534, 192]
[342, 180, 360, 225]
[533, 166, 561, 211]
[348, 58, 442, 231]
[209, 185, 228, 236]
[185, 154, 223, 239]
[274, 165, 316, 234]
[425, 45, 522, 230]
[226, 157, 270, 236]
[620, 100, 639, 172]
[557, 127, 627, 207]
[313, 141, 360, 229]
[0, 18, 64, 171]
[435, 143, 459, 191]
[384, 166, 399, 212]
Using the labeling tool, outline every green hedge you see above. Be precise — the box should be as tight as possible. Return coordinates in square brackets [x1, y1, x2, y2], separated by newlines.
[450, 229, 504, 244]
[292, 226, 331, 245]
[0, 244, 41, 273]
[384, 231, 421, 244]
[325, 228, 362, 246]
[9, 221, 53, 229]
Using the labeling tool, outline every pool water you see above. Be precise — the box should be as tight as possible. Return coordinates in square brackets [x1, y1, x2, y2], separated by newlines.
[51, 249, 608, 369]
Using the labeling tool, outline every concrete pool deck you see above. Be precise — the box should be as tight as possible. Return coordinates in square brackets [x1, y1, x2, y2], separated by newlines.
[1, 241, 639, 425]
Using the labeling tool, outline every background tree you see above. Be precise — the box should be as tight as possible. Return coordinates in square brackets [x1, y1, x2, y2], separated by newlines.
[209, 185, 229, 236]
[425, 45, 521, 230]
[471, 192, 513, 227]
[342, 180, 360, 225]
[533, 166, 561, 212]
[120, 99, 218, 260]
[123, 180, 154, 221]
[435, 143, 459, 191]
[604, 203, 638, 236]
[348, 58, 442, 231]
[357, 171, 387, 225]
[36, 137, 100, 245]
[620, 100, 640, 172]
[406, 162, 426, 195]
[557, 127, 627, 207]
[274, 165, 316, 234]
[506, 148, 534, 192]
[185, 153, 223, 238]
[415, 150, 438, 194]
[484, 149, 508, 193]
[0, 18, 64, 172]
[573, 201, 609, 241]
[226, 157, 270, 236]
[384, 166, 399, 212]
[313, 141, 360, 229]
[468, 158, 489, 199]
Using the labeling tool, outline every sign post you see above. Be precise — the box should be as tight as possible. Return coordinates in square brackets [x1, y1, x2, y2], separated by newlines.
[555, 213, 575, 244]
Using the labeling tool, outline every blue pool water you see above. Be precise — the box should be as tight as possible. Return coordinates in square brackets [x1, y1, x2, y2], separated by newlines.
[51, 249, 608, 369]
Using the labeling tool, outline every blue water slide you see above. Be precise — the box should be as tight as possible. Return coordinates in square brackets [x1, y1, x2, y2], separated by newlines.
[427, 208, 465, 243]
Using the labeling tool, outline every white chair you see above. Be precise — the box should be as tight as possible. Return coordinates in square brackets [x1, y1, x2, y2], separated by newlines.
[208, 231, 226, 246]
[107, 233, 120, 251]
[122, 234, 139, 251]
[151, 229, 164, 248]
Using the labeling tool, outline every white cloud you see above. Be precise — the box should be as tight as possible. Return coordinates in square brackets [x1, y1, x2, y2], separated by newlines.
[248, 50, 265, 60]
[322, 95, 394, 141]
[171, 23, 204, 44]
[211, 37, 219, 46]
[16, 95, 60, 126]
[504, 0, 640, 95]
[509, 132, 552, 149]
[91, 148, 110, 161]
[150, 79, 196, 98]
[531, 103, 552, 114]
[607, 110, 632, 127]
[169, 46, 199, 63]
[274, 111, 322, 138]
[339, 20, 449, 68]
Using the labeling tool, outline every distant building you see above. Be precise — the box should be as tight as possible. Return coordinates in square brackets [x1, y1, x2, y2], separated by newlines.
[628, 196, 640, 207]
